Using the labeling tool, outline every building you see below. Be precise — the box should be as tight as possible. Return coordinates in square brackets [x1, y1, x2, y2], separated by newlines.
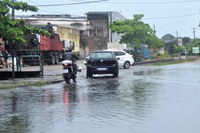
[16, 14, 88, 58]
[84, 11, 126, 55]
[16, 12, 126, 58]
[55, 26, 80, 53]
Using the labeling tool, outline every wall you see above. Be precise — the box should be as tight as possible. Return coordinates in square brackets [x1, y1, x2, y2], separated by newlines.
[85, 12, 126, 55]
[87, 13, 109, 52]
[56, 26, 80, 53]
[109, 12, 126, 43]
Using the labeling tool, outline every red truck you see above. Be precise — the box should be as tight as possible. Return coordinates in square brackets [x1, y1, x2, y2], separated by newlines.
[16, 33, 64, 65]
[40, 34, 64, 64]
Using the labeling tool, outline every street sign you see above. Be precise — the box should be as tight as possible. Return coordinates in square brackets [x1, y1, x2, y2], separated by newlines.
[192, 47, 200, 54]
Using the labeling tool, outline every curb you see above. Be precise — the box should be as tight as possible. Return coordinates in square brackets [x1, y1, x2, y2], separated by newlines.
[0, 77, 64, 89]
[134, 59, 174, 65]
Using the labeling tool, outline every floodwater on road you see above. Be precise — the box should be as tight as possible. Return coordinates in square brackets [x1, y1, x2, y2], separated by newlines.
[0, 61, 200, 133]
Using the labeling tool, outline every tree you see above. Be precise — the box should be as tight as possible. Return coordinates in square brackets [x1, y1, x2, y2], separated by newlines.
[109, 14, 164, 50]
[0, 0, 50, 78]
[174, 45, 185, 55]
[186, 38, 200, 54]
[161, 34, 176, 42]
[0, 0, 50, 44]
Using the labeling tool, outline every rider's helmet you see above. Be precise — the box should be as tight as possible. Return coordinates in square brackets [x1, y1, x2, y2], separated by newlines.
[65, 47, 72, 52]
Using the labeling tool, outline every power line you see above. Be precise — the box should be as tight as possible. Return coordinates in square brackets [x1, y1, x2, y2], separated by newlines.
[26, 0, 88, 17]
[143, 13, 200, 20]
[36, 0, 109, 7]
[105, 0, 200, 5]
[34, 0, 200, 7]
[27, 0, 65, 14]
[25, 0, 200, 20]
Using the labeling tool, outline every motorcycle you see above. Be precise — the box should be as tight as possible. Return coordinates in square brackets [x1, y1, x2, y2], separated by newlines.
[61, 60, 82, 84]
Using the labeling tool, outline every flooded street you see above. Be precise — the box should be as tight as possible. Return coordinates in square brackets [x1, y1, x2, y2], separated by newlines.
[0, 61, 200, 133]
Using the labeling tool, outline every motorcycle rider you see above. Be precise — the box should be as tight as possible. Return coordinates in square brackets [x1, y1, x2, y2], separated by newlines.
[62, 48, 79, 82]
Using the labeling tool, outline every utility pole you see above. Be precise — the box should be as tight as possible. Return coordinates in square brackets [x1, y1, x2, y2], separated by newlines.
[176, 30, 179, 45]
[153, 24, 156, 35]
[11, 0, 16, 19]
[192, 28, 197, 42]
[11, 0, 16, 79]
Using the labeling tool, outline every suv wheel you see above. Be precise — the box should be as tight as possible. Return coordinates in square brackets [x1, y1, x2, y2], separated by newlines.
[124, 61, 130, 69]
[49, 55, 56, 65]
[86, 72, 92, 78]
[113, 71, 119, 78]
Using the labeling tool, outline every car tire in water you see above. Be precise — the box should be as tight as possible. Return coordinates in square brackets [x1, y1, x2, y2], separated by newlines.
[49, 55, 56, 65]
[86, 72, 92, 78]
[123, 61, 130, 69]
[55, 55, 59, 64]
[113, 71, 119, 78]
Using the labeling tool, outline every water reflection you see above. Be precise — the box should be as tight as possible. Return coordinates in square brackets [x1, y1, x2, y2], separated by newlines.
[64, 84, 78, 121]
[0, 91, 29, 133]
[133, 68, 162, 76]
[116, 78, 158, 123]
[64, 84, 77, 106]
[87, 77, 120, 95]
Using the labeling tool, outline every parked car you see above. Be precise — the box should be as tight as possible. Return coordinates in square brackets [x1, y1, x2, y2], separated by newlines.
[84, 50, 134, 69]
[86, 50, 119, 78]
[104, 49, 134, 69]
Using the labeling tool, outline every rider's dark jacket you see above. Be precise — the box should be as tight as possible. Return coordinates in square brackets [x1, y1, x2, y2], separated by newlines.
[62, 52, 79, 62]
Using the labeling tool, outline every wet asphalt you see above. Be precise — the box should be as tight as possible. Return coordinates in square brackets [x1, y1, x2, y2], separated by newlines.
[0, 59, 200, 133]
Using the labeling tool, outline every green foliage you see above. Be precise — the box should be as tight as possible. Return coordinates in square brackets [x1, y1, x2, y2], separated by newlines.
[109, 14, 164, 50]
[152, 58, 198, 66]
[0, 0, 38, 12]
[186, 39, 200, 54]
[160, 52, 171, 60]
[0, 84, 14, 90]
[0, 0, 50, 44]
[174, 45, 185, 54]
[161, 34, 176, 41]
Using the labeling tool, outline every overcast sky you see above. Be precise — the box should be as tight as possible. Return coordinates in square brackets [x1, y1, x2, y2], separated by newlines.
[15, 0, 200, 38]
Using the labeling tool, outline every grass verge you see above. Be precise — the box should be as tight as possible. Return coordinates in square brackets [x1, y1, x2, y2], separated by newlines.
[0, 80, 58, 90]
[152, 58, 199, 66]
[0, 85, 15, 90]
